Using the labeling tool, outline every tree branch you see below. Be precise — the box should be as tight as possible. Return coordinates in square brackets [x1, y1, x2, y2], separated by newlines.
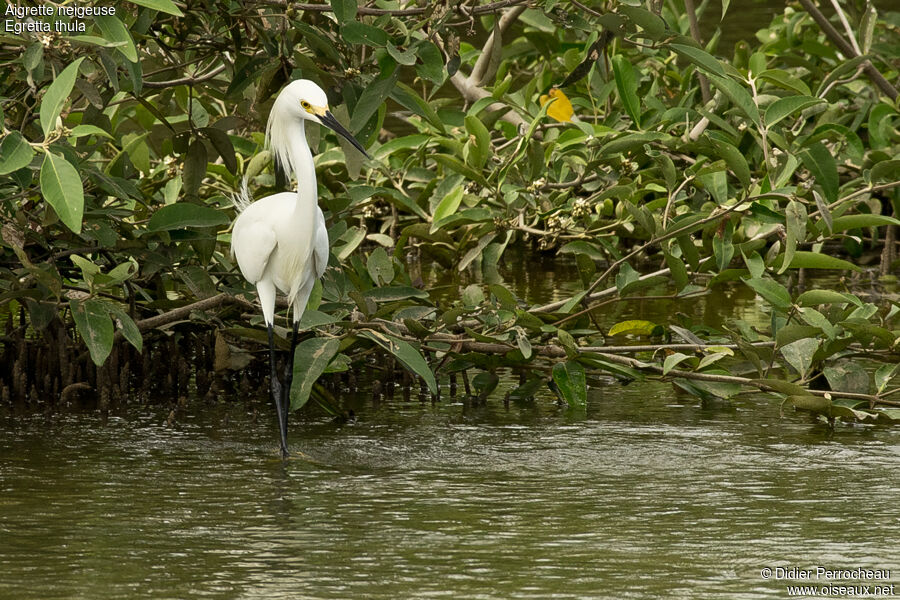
[133, 293, 253, 332]
[448, 5, 530, 129]
[683, 0, 711, 103]
[469, 4, 527, 85]
[797, 0, 898, 101]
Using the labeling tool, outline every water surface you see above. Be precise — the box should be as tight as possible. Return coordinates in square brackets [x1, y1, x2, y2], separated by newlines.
[3, 382, 898, 599]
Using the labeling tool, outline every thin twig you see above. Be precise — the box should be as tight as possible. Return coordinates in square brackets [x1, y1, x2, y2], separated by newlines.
[143, 64, 227, 89]
[797, 0, 898, 100]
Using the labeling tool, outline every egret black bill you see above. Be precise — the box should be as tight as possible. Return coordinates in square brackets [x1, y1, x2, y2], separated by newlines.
[318, 111, 370, 159]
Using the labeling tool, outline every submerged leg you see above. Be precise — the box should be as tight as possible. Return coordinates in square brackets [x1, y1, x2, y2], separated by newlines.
[267, 324, 289, 458]
[280, 320, 300, 454]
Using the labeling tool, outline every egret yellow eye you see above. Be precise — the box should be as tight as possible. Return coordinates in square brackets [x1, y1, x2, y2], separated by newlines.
[301, 100, 311, 111]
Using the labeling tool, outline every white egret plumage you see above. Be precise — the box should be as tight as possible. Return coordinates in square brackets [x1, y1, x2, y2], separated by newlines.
[231, 79, 369, 458]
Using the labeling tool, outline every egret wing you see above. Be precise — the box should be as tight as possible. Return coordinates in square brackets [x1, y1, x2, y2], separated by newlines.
[232, 220, 277, 284]
[312, 207, 329, 279]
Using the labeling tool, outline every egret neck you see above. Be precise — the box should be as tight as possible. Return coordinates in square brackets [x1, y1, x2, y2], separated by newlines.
[268, 115, 318, 307]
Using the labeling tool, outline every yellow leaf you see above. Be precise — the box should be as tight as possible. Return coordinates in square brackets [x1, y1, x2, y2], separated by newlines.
[539, 88, 574, 123]
[608, 319, 660, 337]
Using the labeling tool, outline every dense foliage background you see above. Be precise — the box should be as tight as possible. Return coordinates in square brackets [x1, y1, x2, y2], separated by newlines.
[1, 0, 898, 423]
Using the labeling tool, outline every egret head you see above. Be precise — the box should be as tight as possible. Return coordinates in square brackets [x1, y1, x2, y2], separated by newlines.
[266, 80, 369, 178]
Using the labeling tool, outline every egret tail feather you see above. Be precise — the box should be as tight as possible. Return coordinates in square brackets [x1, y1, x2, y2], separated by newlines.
[231, 177, 253, 213]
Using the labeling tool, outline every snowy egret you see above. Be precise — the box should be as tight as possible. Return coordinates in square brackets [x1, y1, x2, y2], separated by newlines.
[231, 79, 369, 458]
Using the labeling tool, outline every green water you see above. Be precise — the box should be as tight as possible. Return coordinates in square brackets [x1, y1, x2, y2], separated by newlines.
[3, 381, 900, 599]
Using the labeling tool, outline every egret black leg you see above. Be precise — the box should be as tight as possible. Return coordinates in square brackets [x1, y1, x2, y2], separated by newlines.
[267, 324, 289, 458]
[281, 320, 301, 451]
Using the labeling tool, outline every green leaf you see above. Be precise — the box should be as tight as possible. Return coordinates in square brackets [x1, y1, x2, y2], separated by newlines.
[129, 0, 184, 16]
[757, 69, 811, 96]
[71, 299, 114, 366]
[386, 42, 417, 66]
[361, 331, 437, 395]
[748, 53, 766, 77]
[462, 283, 484, 308]
[615, 262, 640, 293]
[599, 132, 671, 155]
[472, 372, 500, 399]
[464, 114, 491, 169]
[772, 251, 862, 272]
[39, 57, 85, 137]
[147, 203, 229, 231]
[298, 309, 339, 330]
[431, 153, 489, 187]
[713, 220, 734, 271]
[612, 54, 641, 128]
[709, 138, 750, 189]
[776, 323, 823, 347]
[799, 142, 838, 205]
[490, 284, 518, 311]
[670, 43, 725, 77]
[859, 2, 877, 54]
[752, 378, 809, 397]
[366, 247, 394, 285]
[290, 338, 341, 410]
[431, 185, 464, 233]
[779, 200, 807, 275]
[415, 41, 445, 85]
[618, 5, 666, 38]
[341, 21, 388, 47]
[875, 363, 898, 394]
[71, 255, 100, 285]
[182, 139, 208, 196]
[552, 361, 587, 407]
[743, 277, 792, 310]
[823, 362, 870, 394]
[780, 338, 819, 376]
[40, 151, 84, 234]
[94, 15, 138, 62]
[0, 131, 35, 175]
[23, 42, 43, 73]
[515, 327, 532, 360]
[742, 250, 765, 278]
[335, 226, 367, 261]
[797, 289, 861, 307]
[787, 394, 832, 414]
[349, 73, 397, 134]
[68, 125, 113, 139]
[664, 248, 689, 291]
[106, 303, 143, 352]
[200, 127, 237, 175]
[815, 55, 870, 97]
[869, 160, 900, 184]
[830, 214, 900, 232]
[330, 0, 357, 23]
[663, 352, 693, 375]
[459, 232, 496, 271]
[764, 96, 825, 128]
[390, 82, 445, 132]
[706, 72, 761, 127]
[510, 377, 544, 401]
[813, 191, 833, 235]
